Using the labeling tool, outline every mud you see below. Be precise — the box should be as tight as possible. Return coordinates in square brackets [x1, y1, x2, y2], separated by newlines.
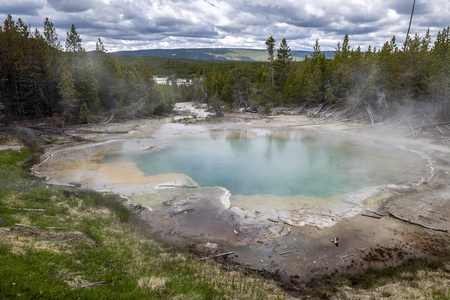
[32, 103, 450, 286]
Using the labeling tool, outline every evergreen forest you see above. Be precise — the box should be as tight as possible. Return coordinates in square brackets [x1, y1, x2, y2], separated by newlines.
[1, 14, 449, 125]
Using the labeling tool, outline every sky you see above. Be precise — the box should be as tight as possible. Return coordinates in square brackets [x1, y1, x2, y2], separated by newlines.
[0, 0, 449, 53]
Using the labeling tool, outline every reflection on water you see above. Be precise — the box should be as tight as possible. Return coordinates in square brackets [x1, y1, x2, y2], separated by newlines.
[100, 131, 412, 198]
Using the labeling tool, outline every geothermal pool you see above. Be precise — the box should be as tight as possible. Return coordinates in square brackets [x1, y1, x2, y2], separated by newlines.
[100, 130, 418, 199]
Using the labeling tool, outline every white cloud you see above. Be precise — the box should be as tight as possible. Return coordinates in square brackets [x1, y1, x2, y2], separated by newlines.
[304, 3, 325, 18]
[0, 0, 448, 52]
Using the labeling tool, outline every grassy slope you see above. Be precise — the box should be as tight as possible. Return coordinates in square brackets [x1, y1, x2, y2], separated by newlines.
[0, 136, 289, 299]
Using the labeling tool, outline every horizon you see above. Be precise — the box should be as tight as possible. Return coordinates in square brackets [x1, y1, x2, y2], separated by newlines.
[111, 47, 336, 52]
[1, 0, 448, 52]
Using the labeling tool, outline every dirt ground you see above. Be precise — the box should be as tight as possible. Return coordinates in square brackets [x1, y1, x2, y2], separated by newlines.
[22, 104, 450, 290]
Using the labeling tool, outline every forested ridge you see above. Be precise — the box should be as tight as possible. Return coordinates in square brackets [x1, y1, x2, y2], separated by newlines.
[1, 14, 449, 125]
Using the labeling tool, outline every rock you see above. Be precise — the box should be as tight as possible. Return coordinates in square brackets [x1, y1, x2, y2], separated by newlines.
[196, 242, 219, 255]
[204, 242, 219, 250]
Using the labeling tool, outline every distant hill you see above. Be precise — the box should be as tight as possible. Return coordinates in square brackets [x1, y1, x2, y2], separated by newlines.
[112, 48, 335, 62]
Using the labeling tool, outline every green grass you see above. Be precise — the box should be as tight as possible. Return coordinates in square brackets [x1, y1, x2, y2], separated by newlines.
[336, 258, 450, 299]
[0, 147, 37, 199]
[0, 147, 38, 165]
[338, 258, 446, 289]
[0, 146, 290, 299]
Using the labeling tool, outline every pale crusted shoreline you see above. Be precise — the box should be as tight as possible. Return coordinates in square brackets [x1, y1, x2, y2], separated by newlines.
[32, 104, 450, 283]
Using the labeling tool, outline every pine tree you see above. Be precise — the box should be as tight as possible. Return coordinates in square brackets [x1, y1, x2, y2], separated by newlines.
[95, 37, 106, 53]
[265, 36, 276, 104]
[66, 25, 101, 114]
[44, 18, 61, 50]
[273, 38, 293, 104]
[65, 24, 83, 53]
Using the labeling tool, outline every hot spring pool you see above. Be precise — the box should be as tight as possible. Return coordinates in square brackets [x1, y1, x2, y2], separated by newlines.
[100, 130, 420, 199]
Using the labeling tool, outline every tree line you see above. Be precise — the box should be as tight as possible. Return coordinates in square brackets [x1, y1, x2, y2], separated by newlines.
[1, 14, 449, 124]
[0, 15, 175, 125]
[198, 29, 449, 118]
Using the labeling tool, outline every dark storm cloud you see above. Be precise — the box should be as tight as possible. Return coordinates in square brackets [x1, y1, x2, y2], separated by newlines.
[0, 0, 43, 16]
[0, 0, 448, 51]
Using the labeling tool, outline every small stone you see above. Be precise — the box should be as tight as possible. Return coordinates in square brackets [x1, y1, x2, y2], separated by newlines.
[204, 242, 219, 250]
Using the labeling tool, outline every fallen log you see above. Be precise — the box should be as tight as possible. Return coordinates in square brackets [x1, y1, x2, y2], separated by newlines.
[389, 112, 425, 130]
[28, 126, 61, 133]
[333, 107, 350, 121]
[170, 208, 194, 217]
[277, 264, 286, 273]
[12, 208, 45, 212]
[400, 112, 418, 138]
[415, 120, 425, 138]
[413, 121, 450, 130]
[424, 115, 445, 136]
[342, 115, 369, 122]
[46, 182, 77, 188]
[134, 114, 156, 120]
[201, 251, 234, 260]
[35, 153, 54, 168]
[278, 217, 294, 226]
[343, 108, 363, 119]
[297, 103, 307, 114]
[311, 103, 326, 118]
[70, 129, 128, 134]
[367, 210, 384, 217]
[340, 253, 356, 260]
[388, 211, 448, 232]
[279, 226, 291, 236]
[103, 115, 114, 124]
[361, 213, 381, 219]
[79, 281, 105, 289]
[365, 103, 375, 127]
[320, 104, 336, 116]
[279, 249, 299, 255]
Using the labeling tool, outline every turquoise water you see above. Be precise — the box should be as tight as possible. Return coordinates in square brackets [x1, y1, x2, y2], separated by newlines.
[101, 131, 407, 198]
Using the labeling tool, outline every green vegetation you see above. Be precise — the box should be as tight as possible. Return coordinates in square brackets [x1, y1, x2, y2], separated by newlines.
[335, 258, 450, 299]
[2, 14, 448, 123]
[0, 15, 174, 126]
[339, 258, 447, 289]
[120, 29, 450, 117]
[198, 31, 450, 115]
[0, 141, 290, 299]
[112, 54, 266, 79]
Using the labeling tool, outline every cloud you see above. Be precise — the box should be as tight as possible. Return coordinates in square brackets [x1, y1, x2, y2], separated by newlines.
[0, 0, 448, 52]
[47, 0, 92, 13]
[0, 0, 44, 16]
